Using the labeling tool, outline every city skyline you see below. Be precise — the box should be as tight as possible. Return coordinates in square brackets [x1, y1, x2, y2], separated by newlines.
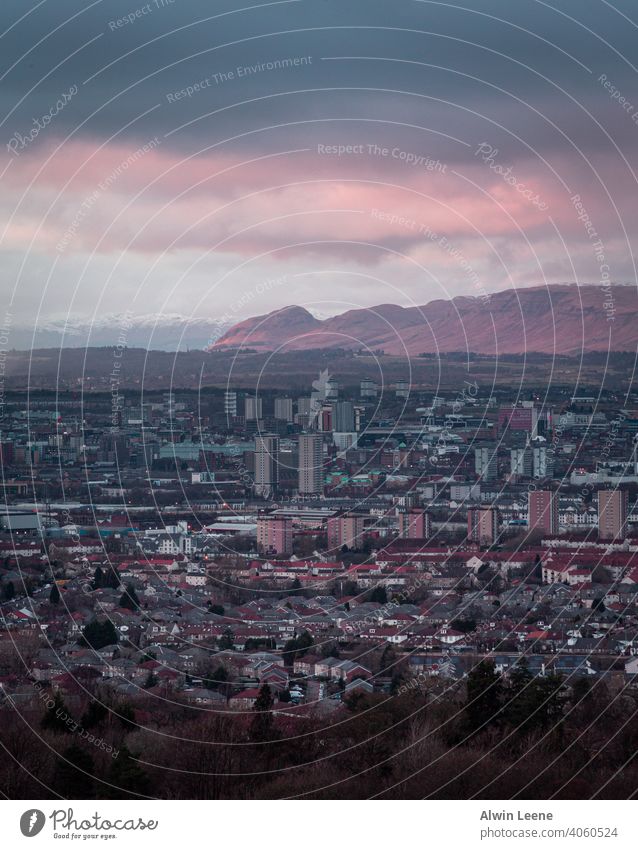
[2, 0, 638, 816]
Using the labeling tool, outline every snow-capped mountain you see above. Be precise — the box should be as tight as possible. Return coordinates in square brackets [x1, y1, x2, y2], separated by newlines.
[10, 314, 233, 351]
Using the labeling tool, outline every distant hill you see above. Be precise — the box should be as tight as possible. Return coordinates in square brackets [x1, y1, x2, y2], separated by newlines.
[211, 285, 637, 355]
[10, 314, 232, 352]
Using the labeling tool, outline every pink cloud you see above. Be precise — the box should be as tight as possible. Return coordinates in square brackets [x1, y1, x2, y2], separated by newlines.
[1, 138, 618, 264]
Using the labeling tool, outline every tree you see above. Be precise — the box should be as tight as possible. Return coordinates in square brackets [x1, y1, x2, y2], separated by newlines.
[92, 566, 104, 590]
[103, 568, 120, 590]
[41, 692, 73, 734]
[503, 657, 534, 731]
[205, 664, 229, 691]
[370, 585, 388, 604]
[2, 581, 15, 601]
[532, 673, 564, 733]
[207, 602, 224, 615]
[105, 745, 151, 799]
[117, 702, 136, 732]
[250, 684, 274, 742]
[380, 643, 397, 674]
[218, 628, 234, 650]
[144, 671, 158, 689]
[334, 579, 359, 597]
[451, 616, 477, 634]
[282, 631, 314, 665]
[49, 583, 61, 605]
[390, 668, 407, 695]
[282, 638, 299, 666]
[52, 744, 95, 799]
[465, 660, 503, 735]
[119, 584, 140, 611]
[80, 699, 108, 729]
[503, 661, 564, 738]
[297, 631, 313, 654]
[321, 641, 340, 658]
[82, 619, 118, 650]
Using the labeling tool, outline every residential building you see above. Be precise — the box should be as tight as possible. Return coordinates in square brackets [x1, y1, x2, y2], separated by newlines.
[360, 378, 378, 399]
[528, 490, 558, 535]
[327, 514, 365, 550]
[598, 489, 628, 541]
[333, 401, 355, 433]
[498, 404, 538, 436]
[533, 445, 553, 478]
[245, 396, 263, 420]
[475, 446, 497, 481]
[298, 433, 324, 496]
[274, 397, 293, 422]
[257, 514, 293, 556]
[510, 447, 533, 478]
[467, 506, 500, 545]
[223, 390, 237, 417]
[398, 508, 431, 539]
[254, 435, 279, 498]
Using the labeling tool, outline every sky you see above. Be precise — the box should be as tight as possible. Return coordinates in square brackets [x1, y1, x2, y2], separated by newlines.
[0, 0, 637, 332]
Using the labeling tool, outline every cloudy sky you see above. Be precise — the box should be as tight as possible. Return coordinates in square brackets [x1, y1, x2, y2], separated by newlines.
[1, 0, 637, 333]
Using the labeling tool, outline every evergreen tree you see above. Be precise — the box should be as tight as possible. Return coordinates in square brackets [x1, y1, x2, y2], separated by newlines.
[41, 692, 73, 734]
[53, 744, 95, 799]
[218, 628, 234, 650]
[82, 618, 118, 649]
[104, 568, 120, 590]
[533, 673, 564, 732]
[205, 664, 229, 691]
[451, 615, 477, 633]
[49, 583, 61, 604]
[283, 631, 314, 665]
[92, 566, 104, 590]
[143, 671, 158, 689]
[503, 657, 534, 731]
[465, 660, 503, 734]
[117, 702, 137, 732]
[502, 662, 564, 737]
[3, 581, 15, 601]
[119, 583, 140, 611]
[81, 699, 109, 729]
[390, 669, 407, 695]
[370, 585, 388, 604]
[321, 642, 340, 658]
[250, 684, 274, 742]
[297, 630, 313, 653]
[105, 746, 150, 798]
[380, 643, 397, 675]
[282, 638, 299, 666]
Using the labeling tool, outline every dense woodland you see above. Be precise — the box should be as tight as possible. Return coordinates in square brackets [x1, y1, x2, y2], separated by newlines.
[2, 663, 638, 799]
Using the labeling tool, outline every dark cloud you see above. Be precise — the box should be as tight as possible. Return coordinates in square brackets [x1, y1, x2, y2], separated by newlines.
[0, 0, 636, 325]
[2, 0, 637, 159]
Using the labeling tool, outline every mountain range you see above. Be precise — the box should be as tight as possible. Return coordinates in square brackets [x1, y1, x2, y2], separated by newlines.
[9, 314, 232, 352]
[211, 285, 637, 356]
